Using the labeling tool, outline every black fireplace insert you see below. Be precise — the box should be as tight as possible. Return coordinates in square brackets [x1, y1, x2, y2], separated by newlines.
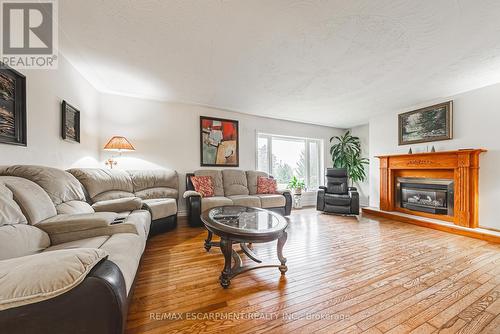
[396, 178, 454, 215]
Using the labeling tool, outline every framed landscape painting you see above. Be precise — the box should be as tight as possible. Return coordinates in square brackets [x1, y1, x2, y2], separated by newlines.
[398, 101, 453, 145]
[200, 116, 239, 167]
[62, 100, 80, 143]
[0, 63, 26, 146]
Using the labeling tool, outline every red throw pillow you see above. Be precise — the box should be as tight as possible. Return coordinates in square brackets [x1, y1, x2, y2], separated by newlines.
[257, 176, 277, 194]
[191, 176, 214, 197]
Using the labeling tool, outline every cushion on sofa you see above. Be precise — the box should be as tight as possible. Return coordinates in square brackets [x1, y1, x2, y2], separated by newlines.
[0, 225, 50, 260]
[92, 197, 143, 213]
[194, 170, 224, 196]
[257, 176, 277, 194]
[99, 233, 144, 293]
[123, 210, 151, 239]
[55, 200, 94, 215]
[134, 187, 178, 200]
[92, 190, 137, 203]
[0, 176, 57, 225]
[1, 165, 87, 206]
[0, 183, 27, 225]
[222, 170, 249, 196]
[228, 195, 261, 207]
[246, 170, 268, 195]
[67, 168, 134, 202]
[44, 236, 110, 252]
[201, 196, 233, 212]
[142, 198, 177, 220]
[257, 194, 286, 208]
[191, 176, 215, 197]
[127, 169, 178, 198]
[0, 248, 107, 311]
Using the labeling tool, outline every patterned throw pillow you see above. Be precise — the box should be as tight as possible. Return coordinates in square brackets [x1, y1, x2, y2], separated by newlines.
[257, 176, 277, 194]
[191, 176, 214, 197]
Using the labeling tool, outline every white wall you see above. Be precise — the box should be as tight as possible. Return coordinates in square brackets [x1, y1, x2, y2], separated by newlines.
[98, 93, 343, 212]
[369, 83, 500, 230]
[350, 124, 369, 206]
[0, 56, 100, 168]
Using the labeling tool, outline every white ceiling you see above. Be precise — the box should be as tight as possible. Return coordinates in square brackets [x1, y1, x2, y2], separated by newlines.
[59, 0, 500, 128]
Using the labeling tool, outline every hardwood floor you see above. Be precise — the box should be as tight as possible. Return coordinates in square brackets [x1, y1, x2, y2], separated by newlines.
[126, 208, 500, 334]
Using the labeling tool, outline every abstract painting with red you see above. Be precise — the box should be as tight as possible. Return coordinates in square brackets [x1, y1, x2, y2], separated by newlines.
[200, 116, 239, 166]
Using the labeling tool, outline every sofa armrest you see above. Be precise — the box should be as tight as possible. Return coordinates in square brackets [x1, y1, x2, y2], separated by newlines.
[183, 191, 203, 227]
[348, 189, 360, 215]
[0, 248, 108, 311]
[92, 197, 142, 213]
[37, 213, 139, 245]
[276, 189, 291, 195]
[183, 190, 202, 198]
[185, 195, 203, 227]
[281, 191, 292, 215]
[0, 256, 127, 334]
[38, 213, 118, 233]
[319, 186, 327, 191]
[317, 188, 325, 211]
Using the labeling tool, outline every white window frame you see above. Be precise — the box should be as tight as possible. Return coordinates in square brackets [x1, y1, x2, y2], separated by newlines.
[256, 132, 324, 190]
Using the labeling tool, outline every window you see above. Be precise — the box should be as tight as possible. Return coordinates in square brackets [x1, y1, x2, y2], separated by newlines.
[257, 133, 323, 190]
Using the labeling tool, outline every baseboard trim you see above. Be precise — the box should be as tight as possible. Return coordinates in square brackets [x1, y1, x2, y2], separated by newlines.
[362, 207, 500, 244]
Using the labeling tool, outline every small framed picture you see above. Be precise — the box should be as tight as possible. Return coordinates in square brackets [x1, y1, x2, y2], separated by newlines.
[61, 100, 80, 143]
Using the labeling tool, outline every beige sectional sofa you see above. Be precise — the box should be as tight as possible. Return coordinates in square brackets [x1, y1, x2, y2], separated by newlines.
[0, 165, 178, 334]
[184, 169, 292, 226]
[68, 168, 179, 235]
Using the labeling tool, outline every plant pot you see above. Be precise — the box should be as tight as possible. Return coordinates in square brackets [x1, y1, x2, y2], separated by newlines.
[293, 188, 302, 195]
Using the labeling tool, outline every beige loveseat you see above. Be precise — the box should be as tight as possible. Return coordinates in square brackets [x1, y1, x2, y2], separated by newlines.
[68, 168, 179, 235]
[0, 165, 150, 334]
[184, 169, 292, 227]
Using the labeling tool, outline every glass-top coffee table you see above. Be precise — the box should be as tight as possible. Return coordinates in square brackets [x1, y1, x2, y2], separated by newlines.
[201, 206, 288, 288]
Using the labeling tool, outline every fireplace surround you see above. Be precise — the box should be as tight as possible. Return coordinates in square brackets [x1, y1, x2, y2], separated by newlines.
[376, 149, 485, 228]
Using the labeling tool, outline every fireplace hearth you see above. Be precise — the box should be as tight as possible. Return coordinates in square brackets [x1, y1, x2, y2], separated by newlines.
[396, 178, 454, 216]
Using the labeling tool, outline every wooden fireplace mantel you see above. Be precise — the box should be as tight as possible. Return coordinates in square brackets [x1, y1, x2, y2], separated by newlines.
[377, 149, 486, 228]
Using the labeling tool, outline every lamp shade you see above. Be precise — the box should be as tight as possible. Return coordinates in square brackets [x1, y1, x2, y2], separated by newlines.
[103, 136, 135, 151]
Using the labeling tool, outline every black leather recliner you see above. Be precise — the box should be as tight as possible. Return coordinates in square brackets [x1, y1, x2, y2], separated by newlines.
[317, 168, 359, 215]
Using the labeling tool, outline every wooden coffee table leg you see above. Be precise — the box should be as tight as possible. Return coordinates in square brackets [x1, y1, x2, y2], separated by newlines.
[219, 238, 232, 288]
[277, 231, 288, 275]
[204, 230, 213, 251]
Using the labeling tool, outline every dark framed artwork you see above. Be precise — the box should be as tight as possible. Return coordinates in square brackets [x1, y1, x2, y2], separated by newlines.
[0, 63, 26, 146]
[398, 101, 453, 146]
[200, 116, 239, 167]
[61, 100, 80, 143]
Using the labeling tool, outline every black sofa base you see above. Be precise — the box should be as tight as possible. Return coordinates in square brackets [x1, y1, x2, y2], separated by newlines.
[149, 214, 177, 237]
[0, 259, 128, 334]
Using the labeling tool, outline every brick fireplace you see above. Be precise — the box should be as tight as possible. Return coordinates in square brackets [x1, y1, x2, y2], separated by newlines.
[376, 149, 486, 228]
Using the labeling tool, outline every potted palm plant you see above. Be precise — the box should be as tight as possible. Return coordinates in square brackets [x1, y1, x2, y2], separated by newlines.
[330, 131, 369, 187]
[288, 176, 306, 195]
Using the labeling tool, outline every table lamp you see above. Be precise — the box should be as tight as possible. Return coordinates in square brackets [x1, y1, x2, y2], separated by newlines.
[103, 136, 135, 169]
